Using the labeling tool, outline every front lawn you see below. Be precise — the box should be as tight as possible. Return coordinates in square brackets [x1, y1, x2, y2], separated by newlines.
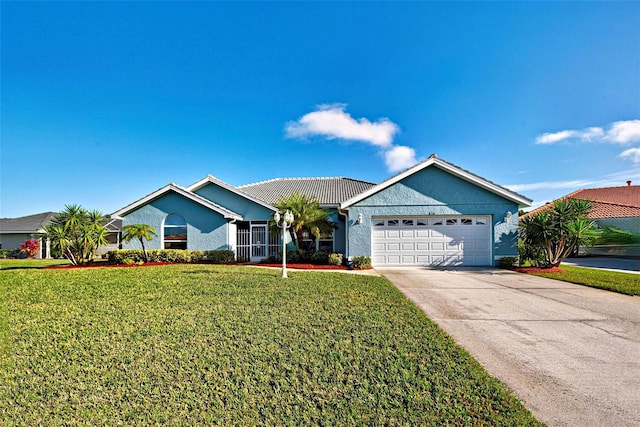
[1, 264, 540, 425]
[529, 264, 640, 296]
[0, 258, 70, 270]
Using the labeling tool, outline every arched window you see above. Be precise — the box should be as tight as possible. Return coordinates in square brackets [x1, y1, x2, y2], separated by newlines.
[164, 214, 187, 249]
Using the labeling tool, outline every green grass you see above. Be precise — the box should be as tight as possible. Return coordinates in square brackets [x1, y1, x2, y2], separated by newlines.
[1, 264, 540, 425]
[531, 264, 640, 296]
[0, 258, 70, 270]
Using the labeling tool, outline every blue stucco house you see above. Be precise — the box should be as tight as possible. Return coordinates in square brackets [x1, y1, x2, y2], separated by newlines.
[112, 155, 531, 267]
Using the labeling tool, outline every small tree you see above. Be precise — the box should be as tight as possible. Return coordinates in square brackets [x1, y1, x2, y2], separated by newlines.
[122, 224, 157, 262]
[43, 205, 109, 265]
[20, 239, 40, 258]
[272, 192, 335, 251]
[519, 198, 598, 268]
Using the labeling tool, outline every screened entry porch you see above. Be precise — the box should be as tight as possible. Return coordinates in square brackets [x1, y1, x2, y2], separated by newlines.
[236, 221, 280, 262]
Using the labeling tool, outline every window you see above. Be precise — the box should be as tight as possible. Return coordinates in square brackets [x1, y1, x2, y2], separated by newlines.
[476, 218, 487, 225]
[461, 218, 473, 225]
[402, 219, 414, 226]
[430, 219, 443, 226]
[416, 219, 428, 227]
[446, 219, 458, 225]
[164, 214, 187, 249]
[373, 219, 385, 227]
[387, 219, 399, 226]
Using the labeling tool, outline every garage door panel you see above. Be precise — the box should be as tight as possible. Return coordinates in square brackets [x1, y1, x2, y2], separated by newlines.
[372, 216, 491, 267]
[401, 230, 415, 238]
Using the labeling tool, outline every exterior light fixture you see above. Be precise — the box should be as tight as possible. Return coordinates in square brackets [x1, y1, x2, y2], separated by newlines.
[274, 210, 294, 278]
[504, 211, 512, 223]
[357, 213, 363, 224]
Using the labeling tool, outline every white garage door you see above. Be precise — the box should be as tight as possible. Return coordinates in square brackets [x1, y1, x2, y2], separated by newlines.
[371, 216, 491, 266]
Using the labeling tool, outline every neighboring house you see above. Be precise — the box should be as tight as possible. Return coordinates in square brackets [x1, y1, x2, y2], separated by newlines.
[0, 212, 56, 258]
[0, 212, 122, 259]
[523, 183, 640, 257]
[112, 155, 531, 267]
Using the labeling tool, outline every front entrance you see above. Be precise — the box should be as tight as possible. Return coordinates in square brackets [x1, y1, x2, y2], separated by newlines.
[251, 224, 267, 262]
[236, 221, 279, 262]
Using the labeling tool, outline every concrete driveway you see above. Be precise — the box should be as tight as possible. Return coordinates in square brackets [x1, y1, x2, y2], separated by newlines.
[378, 267, 640, 426]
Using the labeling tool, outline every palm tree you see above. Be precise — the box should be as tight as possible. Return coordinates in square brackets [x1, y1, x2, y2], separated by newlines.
[122, 224, 158, 262]
[520, 198, 598, 267]
[43, 204, 109, 265]
[273, 192, 335, 251]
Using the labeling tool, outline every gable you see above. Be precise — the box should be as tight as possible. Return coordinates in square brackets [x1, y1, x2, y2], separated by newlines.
[111, 183, 242, 220]
[342, 155, 531, 208]
[190, 179, 275, 221]
[353, 165, 515, 208]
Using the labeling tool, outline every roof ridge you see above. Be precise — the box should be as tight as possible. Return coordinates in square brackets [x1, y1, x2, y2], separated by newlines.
[239, 176, 363, 188]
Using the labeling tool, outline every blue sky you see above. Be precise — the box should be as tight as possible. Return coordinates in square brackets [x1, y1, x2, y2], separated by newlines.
[2, 1, 639, 218]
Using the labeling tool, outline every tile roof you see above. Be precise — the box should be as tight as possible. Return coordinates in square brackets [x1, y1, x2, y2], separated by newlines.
[238, 177, 376, 206]
[522, 185, 640, 219]
[0, 212, 57, 233]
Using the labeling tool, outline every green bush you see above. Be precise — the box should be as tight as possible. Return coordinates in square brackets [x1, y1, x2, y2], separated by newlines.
[203, 250, 235, 264]
[351, 256, 371, 269]
[595, 226, 640, 245]
[310, 250, 329, 264]
[498, 256, 518, 268]
[328, 252, 343, 266]
[108, 249, 204, 264]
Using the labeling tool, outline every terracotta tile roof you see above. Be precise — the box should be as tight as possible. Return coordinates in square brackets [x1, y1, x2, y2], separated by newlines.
[238, 177, 376, 206]
[522, 185, 640, 219]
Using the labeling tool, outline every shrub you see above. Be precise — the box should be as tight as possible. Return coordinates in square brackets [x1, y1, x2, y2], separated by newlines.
[20, 240, 40, 258]
[351, 256, 371, 269]
[498, 256, 518, 268]
[595, 226, 640, 245]
[328, 252, 343, 266]
[108, 249, 204, 264]
[203, 250, 235, 264]
[310, 250, 329, 264]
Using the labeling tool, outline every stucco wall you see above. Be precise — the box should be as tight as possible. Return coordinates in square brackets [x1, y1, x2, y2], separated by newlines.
[121, 192, 229, 251]
[194, 184, 273, 220]
[346, 166, 520, 264]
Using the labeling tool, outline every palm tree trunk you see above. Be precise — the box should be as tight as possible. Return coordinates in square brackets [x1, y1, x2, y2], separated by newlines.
[139, 238, 149, 262]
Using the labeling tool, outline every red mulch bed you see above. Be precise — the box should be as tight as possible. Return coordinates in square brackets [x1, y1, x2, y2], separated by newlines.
[258, 263, 372, 270]
[43, 262, 372, 271]
[512, 266, 566, 274]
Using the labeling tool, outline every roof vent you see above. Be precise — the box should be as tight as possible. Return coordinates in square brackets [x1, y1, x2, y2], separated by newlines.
[627, 180, 632, 186]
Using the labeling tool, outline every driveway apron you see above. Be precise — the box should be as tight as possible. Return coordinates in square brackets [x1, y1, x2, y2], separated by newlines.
[378, 267, 640, 427]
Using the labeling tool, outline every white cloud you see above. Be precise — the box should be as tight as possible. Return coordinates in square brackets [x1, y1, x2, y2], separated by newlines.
[507, 179, 598, 193]
[384, 146, 417, 172]
[285, 104, 399, 147]
[535, 119, 640, 145]
[507, 168, 640, 193]
[620, 147, 640, 163]
[536, 130, 578, 144]
[606, 120, 640, 144]
[286, 104, 419, 172]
